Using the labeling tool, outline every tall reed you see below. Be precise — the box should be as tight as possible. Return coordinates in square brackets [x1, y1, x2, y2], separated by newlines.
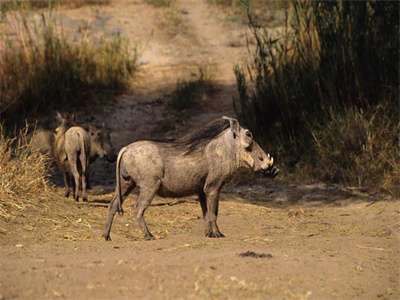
[234, 0, 399, 194]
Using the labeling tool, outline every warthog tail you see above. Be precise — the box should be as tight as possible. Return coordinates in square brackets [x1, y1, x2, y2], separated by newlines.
[115, 146, 127, 215]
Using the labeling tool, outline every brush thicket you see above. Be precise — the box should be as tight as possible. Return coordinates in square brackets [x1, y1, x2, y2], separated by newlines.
[234, 0, 399, 195]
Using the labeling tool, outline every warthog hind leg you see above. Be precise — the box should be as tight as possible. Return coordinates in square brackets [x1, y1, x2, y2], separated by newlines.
[63, 172, 71, 198]
[136, 181, 160, 240]
[69, 161, 80, 202]
[102, 178, 136, 241]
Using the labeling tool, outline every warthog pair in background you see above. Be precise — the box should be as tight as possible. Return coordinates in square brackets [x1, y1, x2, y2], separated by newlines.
[103, 117, 279, 241]
[29, 112, 116, 202]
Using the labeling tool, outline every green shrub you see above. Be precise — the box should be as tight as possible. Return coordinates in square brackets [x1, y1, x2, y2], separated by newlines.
[234, 0, 399, 194]
[169, 67, 213, 111]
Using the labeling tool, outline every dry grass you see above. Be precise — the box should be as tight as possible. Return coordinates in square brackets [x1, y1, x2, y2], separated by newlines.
[0, 125, 54, 219]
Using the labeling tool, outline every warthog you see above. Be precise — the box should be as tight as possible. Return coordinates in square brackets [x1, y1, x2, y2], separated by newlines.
[86, 123, 117, 164]
[28, 129, 55, 156]
[102, 117, 278, 241]
[54, 112, 90, 202]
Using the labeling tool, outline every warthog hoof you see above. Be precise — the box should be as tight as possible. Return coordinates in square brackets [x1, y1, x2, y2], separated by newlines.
[205, 231, 225, 238]
[102, 233, 112, 241]
[82, 197, 88, 202]
[74, 197, 79, 202]
[64, 191, 70, 198]
[145, 234, 155, 241]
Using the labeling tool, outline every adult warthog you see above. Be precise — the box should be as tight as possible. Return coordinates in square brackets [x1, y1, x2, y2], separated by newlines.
[103, 117, 279, 241]
[54, 112, 90, 202]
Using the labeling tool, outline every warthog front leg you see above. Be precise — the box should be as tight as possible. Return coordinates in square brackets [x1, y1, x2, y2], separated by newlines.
[102, 179, 136, 241]
[136, 181, 160, 240]
[204, 188, 224, 238]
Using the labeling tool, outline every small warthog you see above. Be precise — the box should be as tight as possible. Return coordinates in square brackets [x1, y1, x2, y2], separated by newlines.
[103, 117, 278, 241]
[53, 112, 90, 202]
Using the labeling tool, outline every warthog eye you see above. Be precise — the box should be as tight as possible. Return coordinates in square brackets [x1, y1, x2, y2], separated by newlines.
[259, 156, 264, 161]
[246, 131, 252, 138]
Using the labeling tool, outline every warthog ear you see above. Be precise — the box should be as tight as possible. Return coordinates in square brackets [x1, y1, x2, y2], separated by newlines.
[88, 124, 96, 135]
[56, 111, 63, 123]
[222, 116, 240, 138]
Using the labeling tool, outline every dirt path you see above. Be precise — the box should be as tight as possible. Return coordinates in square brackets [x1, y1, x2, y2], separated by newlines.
[1, 1, 399, 299]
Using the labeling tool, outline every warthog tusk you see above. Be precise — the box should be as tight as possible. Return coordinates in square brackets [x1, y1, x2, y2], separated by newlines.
[267, 153, 270, 159]
[270, 157, 274, 165]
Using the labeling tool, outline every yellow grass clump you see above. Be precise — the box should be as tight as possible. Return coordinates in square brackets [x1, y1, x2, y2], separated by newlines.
[0, 125, 54, 219]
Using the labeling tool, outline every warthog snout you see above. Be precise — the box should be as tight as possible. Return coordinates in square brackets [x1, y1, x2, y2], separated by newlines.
[105, 150, 117, 163]
[260, 164, 280, 178]
[254, 149, 280, 178]
[257, 152, 279, 178]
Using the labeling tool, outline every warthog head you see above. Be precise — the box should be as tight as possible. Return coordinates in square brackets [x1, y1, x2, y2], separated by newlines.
[88, 123, 117, 163]
[223, 117, 279, 178]
[55, 112, 76, 133]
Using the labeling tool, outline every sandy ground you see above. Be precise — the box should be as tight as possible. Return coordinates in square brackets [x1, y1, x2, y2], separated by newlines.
[1, 1, 399, 299]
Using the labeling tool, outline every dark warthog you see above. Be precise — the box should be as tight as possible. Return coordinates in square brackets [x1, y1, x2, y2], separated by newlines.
[28, 129, 55, 156]
[53, 112, 90, 202]
[85, 123, 117, 189]
[86, 123, 117, 164]
[103, 117, 278, 241]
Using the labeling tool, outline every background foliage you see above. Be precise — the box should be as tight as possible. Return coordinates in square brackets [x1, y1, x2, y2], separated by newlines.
[234, 0, 399, 195]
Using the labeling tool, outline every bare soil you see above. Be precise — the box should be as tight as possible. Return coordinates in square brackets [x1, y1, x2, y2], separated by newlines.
[1, 1, 399, 299]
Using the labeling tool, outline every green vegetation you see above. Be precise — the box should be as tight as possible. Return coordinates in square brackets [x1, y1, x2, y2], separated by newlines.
[145, 0, 173, 8]
[1, 0, 111, 13]
[234, 0, 399, 195]
[0, 3, 138, 127]
[209, 0, 288, 27]
[169, 67, 214, 111]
